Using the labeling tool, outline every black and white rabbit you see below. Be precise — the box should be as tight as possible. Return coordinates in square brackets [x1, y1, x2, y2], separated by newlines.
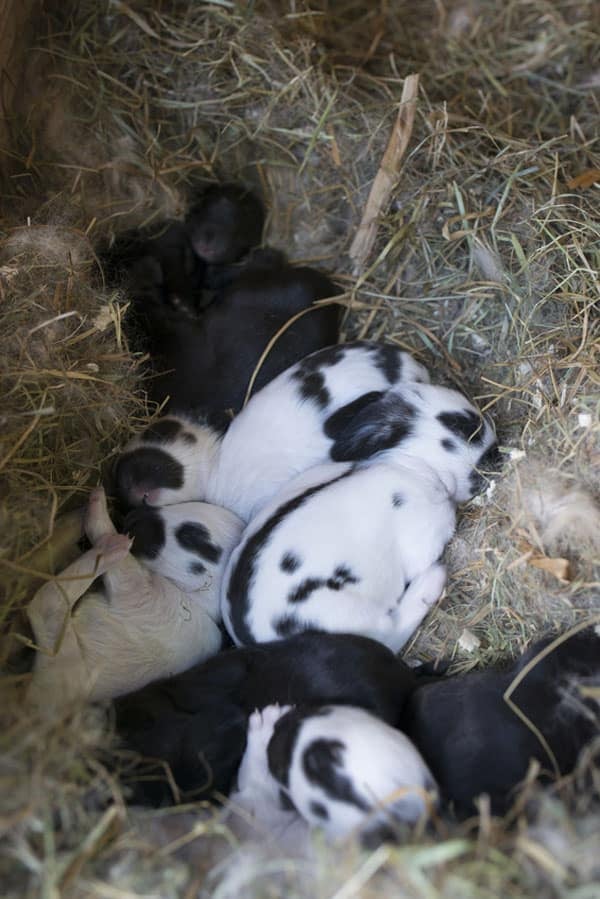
[230, 703, 437, 844]
[114, 341, 434, 520]
[113, 630, 418, 805]
[221, 380, 497, 650]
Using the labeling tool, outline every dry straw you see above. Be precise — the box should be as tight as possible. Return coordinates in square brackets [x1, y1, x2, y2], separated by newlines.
[0, 0, 599, 896]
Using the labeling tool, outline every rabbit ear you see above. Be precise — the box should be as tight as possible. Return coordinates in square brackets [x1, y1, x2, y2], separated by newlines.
[125, 500, 242, 601]
[123, 506, 166, 560]
[437, 408, 488, 445]
[323, 390, 384, 440]
[325, 391, 417, 462]
[267, 705, 318, 787]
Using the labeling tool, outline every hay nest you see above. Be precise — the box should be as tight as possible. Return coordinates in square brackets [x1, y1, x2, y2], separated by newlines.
[1, 0, 599, 896]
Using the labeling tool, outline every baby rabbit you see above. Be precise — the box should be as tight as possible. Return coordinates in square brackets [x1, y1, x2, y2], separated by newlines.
[139, 259, 342, 421]
[221, 381, 496, 650]
[109, 211, 341, 420]
[403, 627, 600, 817]
[26, 487, 238, 709]
[230, 704, 437, 845]
[222, 458, 452, 651]
[114, 341, 434, 520]
[185, 183, 265, 268]
[113, 630, 418, 805]
[108, 221, 204, 321]
[183, 260, 342, 416]
[122, 500, 242, 605]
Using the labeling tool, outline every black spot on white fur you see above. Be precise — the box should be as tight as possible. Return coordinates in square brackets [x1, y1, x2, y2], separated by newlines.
[274, 613, 310, 637]
[227, 468, 354, 644]
[267, 705, 330, 789]
[441, 438, 457, 452]
[116, 447, 185, 499]
[124, 507, 166, 559]
[324, 391, 385, 442]
[290, 344, 348, 409]
[272, 613, 323, 638]
[329, 565, 358, 589]
[372, 344, 402, 384]
[288, 578, 323, 604]
[310, 800, 329, 819]
[175, 522, 222, 564]
[294, 370, 330, 408]
[391, 492, 404, 508]
[287, 565, 359, 604]
[327, 392, 417, 462]
[190, 561, 207, 575]
[437, 410, 486, 445]
[302, 737, 370, 812]
[280, 552, 302, 574]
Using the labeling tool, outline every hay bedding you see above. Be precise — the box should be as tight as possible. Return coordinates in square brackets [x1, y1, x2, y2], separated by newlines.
[1, 0, 599, 895]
